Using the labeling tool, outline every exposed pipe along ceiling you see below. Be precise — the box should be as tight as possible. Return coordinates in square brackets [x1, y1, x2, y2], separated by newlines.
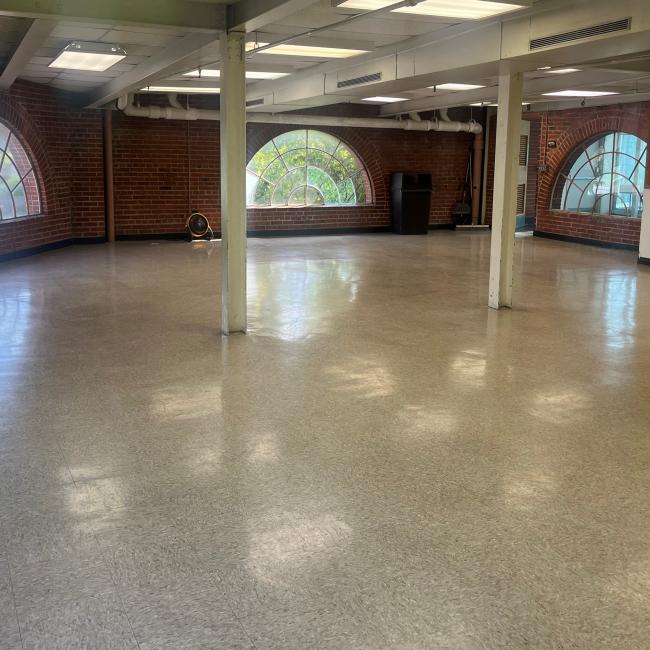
[117, 92, 485, 225]
[117, 93, 483, 134]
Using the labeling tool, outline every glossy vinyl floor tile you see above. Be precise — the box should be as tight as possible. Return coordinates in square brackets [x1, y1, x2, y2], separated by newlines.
[0, 562, 22, 650]
[17, 592, 138, 650]
[1, 233, 650, 648]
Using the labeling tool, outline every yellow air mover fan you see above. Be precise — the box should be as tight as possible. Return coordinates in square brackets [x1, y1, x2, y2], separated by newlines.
[186, 212, 213, 241]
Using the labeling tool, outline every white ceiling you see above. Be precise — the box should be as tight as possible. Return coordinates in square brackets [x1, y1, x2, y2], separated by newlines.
[1, 0, 650, 112]
[0, 16, 29, 68]
[15, 21, 188, 92]
[0, 0, 489, 93]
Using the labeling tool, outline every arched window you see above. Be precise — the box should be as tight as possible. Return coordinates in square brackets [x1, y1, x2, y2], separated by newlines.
[0, 121, 41, 221]
[552, 132, 646, 218]
[246, 129, 371, 207]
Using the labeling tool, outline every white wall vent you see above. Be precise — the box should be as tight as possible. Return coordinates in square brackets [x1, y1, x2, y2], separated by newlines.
[529, 18, 631, 50]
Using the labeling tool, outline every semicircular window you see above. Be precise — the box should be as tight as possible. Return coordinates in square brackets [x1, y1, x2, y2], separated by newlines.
[551, 131, 646, 218]
[246, 129, 371, 207]
[0, 121, 41, 222]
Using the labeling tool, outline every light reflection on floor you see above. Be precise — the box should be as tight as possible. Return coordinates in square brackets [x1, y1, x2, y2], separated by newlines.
[0, 232, 649, 648]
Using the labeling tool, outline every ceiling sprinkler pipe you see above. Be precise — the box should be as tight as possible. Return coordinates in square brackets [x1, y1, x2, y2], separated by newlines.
[117, 95, 482, 134]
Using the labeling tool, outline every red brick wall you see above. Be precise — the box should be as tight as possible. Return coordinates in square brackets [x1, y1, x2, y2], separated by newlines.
[111, 114, 473, 235]
[1, 81, 474, 254]
[0, 81, 104, 256]
[112, 112, 219, 236]
[525, 117, 541, 222]
[70, 111, 105, 239]
[484, 113, 497, 225]
[484, 103, 646, 246]
[533, 103, 647, 247]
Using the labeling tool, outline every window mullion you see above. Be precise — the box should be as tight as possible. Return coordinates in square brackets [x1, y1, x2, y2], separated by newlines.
[0, 176, 16, 219]
[10, 165, 33, 193]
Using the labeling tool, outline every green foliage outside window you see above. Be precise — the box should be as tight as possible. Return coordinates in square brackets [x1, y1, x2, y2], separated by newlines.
[246, 130, 370, 207]
[0, 121, 41, 221]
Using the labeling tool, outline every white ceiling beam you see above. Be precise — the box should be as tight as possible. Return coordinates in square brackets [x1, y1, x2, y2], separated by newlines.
[378, 69, 649, 115]
[0, 18, 56, 90]
[85, 32, 221, 108]
[245, 0, 650, 112]
[228, 0, 321, 32]
[0, 0, 226, 32]
[528, 91, 650, 112]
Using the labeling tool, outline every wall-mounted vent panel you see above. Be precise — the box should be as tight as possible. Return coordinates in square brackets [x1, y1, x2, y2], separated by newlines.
[516, 184, 526, 214]
[246, 98, 265, 107]
[337, 72, 381, 88]
[519, 135, 529, 167]
[529, 18, 631, 50]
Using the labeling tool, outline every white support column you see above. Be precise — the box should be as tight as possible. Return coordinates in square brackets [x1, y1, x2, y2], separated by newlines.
[220, 31, 247, 334]
[639, 112, 650, 265]
[641, 190, 650, 264]
[488, 71, 523, 309]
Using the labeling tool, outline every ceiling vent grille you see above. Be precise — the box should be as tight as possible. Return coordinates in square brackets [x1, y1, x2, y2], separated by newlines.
[246, 98, 265, 107]
[529, 18, 631, 50]
[337, 72, 382, 88]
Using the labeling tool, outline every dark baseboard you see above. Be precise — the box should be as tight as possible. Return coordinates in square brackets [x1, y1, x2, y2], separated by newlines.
[639, 256, 650, 266]
[116, 232, 187, 241]
[1, 223, 460, 262]
[75, 237, 106, 245]
[0, 237, 105, 263]
[0, 238, 73, 263]
[533, 230, 639, 252]
[247, 225, 392, 237]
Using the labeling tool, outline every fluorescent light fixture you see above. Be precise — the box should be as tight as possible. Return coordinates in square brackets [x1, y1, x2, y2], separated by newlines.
[261, 43, 367, 58]
[542, 90, 619, 97]
[545, 68, 581, 74]
[361, 96, 407, 102]
[184, 69, 289, 80]
[470, 102, 530, 107]
[432, 83, 485, 91]
[140, 85, 220, 94]
[536, 66, 552, 70]
[49, 41, 126, 71]
[246, 42, 269, 51]
[339, 0, 525, 20]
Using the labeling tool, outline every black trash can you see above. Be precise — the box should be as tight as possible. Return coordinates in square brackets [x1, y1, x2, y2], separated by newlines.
[391, 172, 433, 235]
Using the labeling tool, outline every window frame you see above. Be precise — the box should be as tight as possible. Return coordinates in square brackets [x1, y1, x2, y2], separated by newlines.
[246, 129, 372, 209]
[0, 119, 42, 223]
[551, 131, 646, 219]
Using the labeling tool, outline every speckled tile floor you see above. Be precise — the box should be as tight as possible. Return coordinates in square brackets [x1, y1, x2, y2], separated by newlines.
[1, 231, 650, 649]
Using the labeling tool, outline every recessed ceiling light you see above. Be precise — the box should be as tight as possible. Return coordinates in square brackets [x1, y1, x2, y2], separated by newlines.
[361, 96, 407, 102]
[432, 83, 485, 91]
[140, 85, 220, 94]
[542, 90, 619, 97]
[184, 69, 289, 80]
[49, 42, 126, 71]
[338, 0, 525, 20]
[545, 68, 581, 74]
[260, 43, 367, 58]
[536, 66, 552, 70]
